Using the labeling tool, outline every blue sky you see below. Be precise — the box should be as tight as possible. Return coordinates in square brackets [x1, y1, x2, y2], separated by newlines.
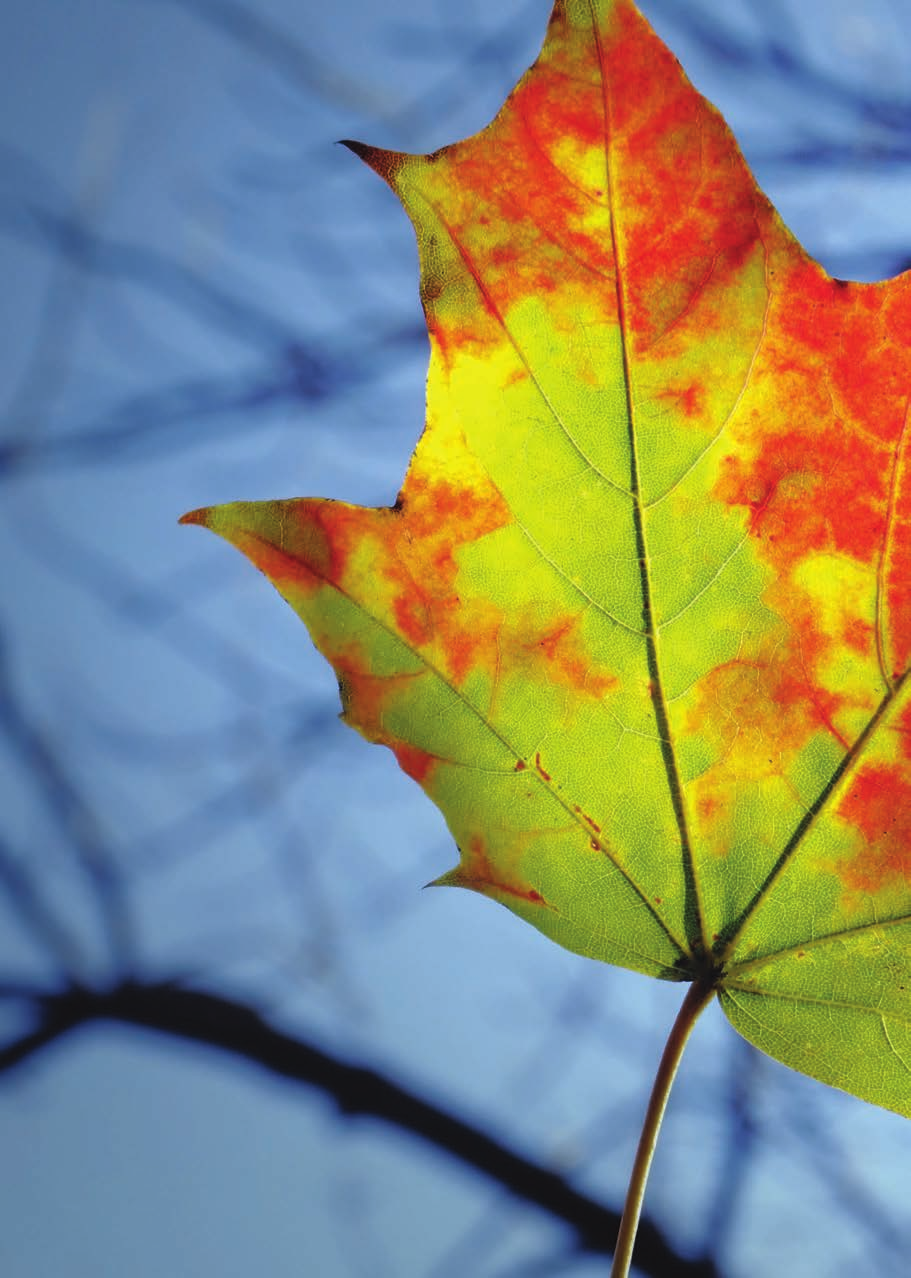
[2, 2, 910, 1275]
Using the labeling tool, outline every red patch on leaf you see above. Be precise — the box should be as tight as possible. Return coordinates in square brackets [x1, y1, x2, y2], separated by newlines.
[882, 409, 911, 677]
[603, 1, 763, 350]
[713, 266, 911, 686]
[895, 702, 911, 761]
[715, 424, 886, 571]
[528, 615, 619, 698]
[457, 834, 549, 907]
[657, 380, 705, 419]
[836, 763, 911, 896]
[392, 744, 438, 785]
[233, 531, 323, 597]
[331, 649, 439, 787]
[843, 616, 874, 657]
[535, 752, 551, 783]
[382, 472, 512, 657]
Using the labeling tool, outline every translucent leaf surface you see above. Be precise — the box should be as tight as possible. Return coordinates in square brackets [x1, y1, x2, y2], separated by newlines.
[183, 0, 911, 1116]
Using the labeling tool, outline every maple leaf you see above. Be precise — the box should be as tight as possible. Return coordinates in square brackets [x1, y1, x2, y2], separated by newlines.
[183, 0, 911, 1117]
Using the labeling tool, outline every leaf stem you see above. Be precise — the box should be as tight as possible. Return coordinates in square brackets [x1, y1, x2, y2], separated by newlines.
[610, 977, 716, 1278]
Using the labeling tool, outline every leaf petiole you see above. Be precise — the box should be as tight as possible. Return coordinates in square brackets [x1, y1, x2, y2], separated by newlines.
[610, 977, 717, 1278]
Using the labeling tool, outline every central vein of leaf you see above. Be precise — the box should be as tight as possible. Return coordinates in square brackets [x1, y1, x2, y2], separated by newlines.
[594, 6, 709, 964]
[414, 197, 689, 964]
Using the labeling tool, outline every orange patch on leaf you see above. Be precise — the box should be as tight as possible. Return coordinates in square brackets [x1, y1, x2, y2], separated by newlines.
[528, 614, 619, 698]
[836, 763, 911, 897]
[714, 265, 911, 659]
[369, 472, 620, 695]
[843, 616, 875, 657]
[331, 649, 439, 788]
[603, 1, 763, 349]
[442, 600, 504, 685]
[715, 425, 887, 571]
[883, 421, 911, 676]
[457, 834, 548, 907]
[419, 86, 618, 348]
[698, 793, 721, 823]
[232, 529, 323, 597]
[283, 471, 511, 688]
[895, 702, 911, 761]
[657, 379, 705, 419]
[291, 499, 376, 590]
[382, 471, 512, 658]
[686, 644, 867, 854]
[691, 650, 848, 775]
[392, 743, 439, 785]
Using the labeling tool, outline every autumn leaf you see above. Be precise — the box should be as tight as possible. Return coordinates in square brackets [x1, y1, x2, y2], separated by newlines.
[182, 0, 911, 1117]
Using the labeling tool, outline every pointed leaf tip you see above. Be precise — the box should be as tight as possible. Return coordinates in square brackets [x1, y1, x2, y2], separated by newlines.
[425, 868, 459, 891]
[339, 139, 404, 186]
[179, 507, 212, 528]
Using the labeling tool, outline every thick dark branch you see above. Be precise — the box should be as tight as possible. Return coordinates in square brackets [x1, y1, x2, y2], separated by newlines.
[0, 1015, 81, 1073]
[5, 981, 721, 1278]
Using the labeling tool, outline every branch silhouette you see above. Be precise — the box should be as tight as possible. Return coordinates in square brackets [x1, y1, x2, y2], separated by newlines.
[0, 979, 721, 1278]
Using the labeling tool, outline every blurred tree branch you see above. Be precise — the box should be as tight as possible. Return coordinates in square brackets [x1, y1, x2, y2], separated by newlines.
[0, 977, 721, 1278]
[2, 2, 910, 1275]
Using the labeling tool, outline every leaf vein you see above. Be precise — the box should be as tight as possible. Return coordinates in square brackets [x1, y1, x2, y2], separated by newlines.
[306, 540, 689, 960]
[657, 533, 749, 630]
[724, 984, 911, 1027]
[718, 670, 909, 959]
[419, 195, 634, 501]
[726, 911, 911, 977]
[875, 395, 911, 691]
[592, 0, 707, 956]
